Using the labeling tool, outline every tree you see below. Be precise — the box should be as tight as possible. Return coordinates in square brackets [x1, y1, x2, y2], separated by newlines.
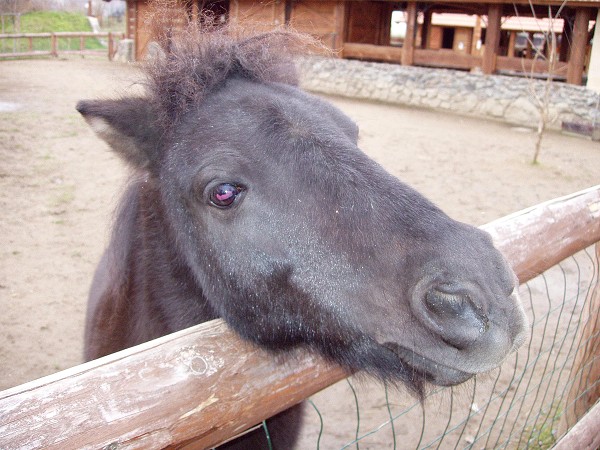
[518, 1, 568, 164]
[0, 0, 32, 14]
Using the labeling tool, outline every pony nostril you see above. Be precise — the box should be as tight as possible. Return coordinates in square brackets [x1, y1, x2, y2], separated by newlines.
[425, 288, 468, 318]
[423, 286, 489, 348]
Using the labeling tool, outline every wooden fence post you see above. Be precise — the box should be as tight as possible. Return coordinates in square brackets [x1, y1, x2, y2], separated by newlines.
[567, 241, 600, 425]
[108, 32, 114, 61]
[50, 33, 57, 57]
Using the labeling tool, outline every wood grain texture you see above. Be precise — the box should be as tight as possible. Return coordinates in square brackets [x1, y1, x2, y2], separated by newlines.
[0, 321, 348, 449]
[482, 185, 600, 284]
[1, 185, 599, 449]
[554, 400, 600, 450]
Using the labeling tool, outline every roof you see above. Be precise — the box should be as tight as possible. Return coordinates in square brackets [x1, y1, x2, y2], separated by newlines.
[393, 11, 594, 33]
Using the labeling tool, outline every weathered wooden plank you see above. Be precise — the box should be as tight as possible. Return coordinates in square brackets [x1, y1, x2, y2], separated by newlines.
[290, 1, 339, 36]
[0, 32, 116, 39]
[0, 33, 52, 38]
[1, 185, 599, 448]
[496, 55, 569, 75]
[0, 321, 348, 449]
[0, 51, 53, 58]
[482, 185, 600, 284]
[342, 42, 402, 62]
[554, 400, 600, 450]
[413, 48, 481, 69]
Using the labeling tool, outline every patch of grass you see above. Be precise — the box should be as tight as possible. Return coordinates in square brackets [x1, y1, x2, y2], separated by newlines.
[524, 403, 563, 449]
[1, 11, 104, 52]
[4, 11, 93, 34]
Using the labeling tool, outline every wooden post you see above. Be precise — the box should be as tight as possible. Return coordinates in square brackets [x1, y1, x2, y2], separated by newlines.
[401, 1, 417, 65]
[422, 8, 432, 49]
[332, 2, 347, 52]
[482, 4, 502, 74]
[50, 33, 57, 57]
[586, 8, 600, 92]
[108, 32, 113, 61]
[560, 14, 573, 62]
[471, 15, 482, 55]
[507, 31, 516, 57]
[566, 241, 600, 425]
[567, 7, 592, 85]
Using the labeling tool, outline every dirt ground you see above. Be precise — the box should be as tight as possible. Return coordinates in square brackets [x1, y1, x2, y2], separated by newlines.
[0, 57, 599, 446]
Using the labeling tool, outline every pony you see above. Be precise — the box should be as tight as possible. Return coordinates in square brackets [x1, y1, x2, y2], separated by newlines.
[77, 24, 528, 448]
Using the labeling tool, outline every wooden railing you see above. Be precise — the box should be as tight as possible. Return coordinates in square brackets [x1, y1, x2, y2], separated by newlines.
[0, 32, 125, 60]
[0, 185, 599, 449]
[340, 43, 570, 77]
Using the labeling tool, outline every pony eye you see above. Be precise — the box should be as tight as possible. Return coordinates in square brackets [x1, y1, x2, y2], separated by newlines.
[209, 183, 244, 208]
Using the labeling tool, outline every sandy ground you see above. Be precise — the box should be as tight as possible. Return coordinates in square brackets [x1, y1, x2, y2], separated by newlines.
[1, 57, 599, 446]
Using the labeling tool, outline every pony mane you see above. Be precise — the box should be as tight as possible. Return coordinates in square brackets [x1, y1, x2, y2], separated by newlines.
[143, 0, 320, 130]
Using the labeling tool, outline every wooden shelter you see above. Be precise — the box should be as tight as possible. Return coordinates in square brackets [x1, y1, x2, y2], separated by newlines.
[122, 0, 599, 85]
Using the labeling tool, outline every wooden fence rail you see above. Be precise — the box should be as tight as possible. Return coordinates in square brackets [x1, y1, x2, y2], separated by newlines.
[0, 185, 599, 449]
[0, 32, 125, 60]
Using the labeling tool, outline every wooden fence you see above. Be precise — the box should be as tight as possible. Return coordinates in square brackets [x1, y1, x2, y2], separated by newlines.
[0, 185, 599, 449]
[0, 32, 125, 60]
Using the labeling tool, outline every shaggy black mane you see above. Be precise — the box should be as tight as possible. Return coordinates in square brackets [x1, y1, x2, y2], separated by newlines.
[144, 1, 319, 130]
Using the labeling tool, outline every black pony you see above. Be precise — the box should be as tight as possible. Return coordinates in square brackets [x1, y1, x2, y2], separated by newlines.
[77, 25, 528, 448]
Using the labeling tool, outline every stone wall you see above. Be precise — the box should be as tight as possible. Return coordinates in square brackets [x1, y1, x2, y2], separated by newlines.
[297, 57, 600, 130]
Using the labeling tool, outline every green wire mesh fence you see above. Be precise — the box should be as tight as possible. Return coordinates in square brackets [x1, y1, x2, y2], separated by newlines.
[300, 246, 599, 449]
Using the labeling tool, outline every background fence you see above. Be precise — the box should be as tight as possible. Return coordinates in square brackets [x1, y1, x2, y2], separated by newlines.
[0, 31, 124, 60]
[0, 186, 599, 449]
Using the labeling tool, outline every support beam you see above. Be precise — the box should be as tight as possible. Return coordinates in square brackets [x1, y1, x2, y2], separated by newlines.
[421, 8, 432, 49]
[586, 9, 600, 92]
[332, 1, 347, 51]
[401, 1, 417, 65]
[507, 30, 516, 57]
[472, 15, 483, 55]
[482, 4, 502, 74]
[559, 15, 573, 62]
[567, 7, 592, 85]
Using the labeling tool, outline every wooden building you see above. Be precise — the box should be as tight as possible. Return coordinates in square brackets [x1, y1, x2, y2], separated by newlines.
[122, 0, 599, 85]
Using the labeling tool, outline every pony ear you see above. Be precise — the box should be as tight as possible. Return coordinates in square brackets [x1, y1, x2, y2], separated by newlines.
[76, 98, 162, 170]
